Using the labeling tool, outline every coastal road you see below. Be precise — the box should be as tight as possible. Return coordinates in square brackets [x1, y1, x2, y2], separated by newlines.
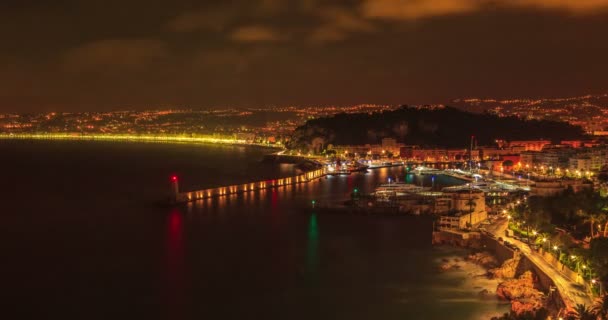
[487, 218, 594, 311]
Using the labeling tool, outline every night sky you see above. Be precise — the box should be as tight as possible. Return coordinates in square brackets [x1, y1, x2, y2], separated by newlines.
[2, 0, 608, 112]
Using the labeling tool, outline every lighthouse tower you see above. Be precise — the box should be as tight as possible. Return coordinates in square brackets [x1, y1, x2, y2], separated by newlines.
[170, 175, 179, 203]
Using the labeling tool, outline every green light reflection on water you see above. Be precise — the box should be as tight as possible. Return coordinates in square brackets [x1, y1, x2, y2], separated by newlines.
[306, 213, 319, 275]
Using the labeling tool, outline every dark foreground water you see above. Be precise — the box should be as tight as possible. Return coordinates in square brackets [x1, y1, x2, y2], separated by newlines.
[0, 140, 509, 320]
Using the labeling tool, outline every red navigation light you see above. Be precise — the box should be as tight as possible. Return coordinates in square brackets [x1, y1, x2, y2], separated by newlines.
[171, 175, 178, 182]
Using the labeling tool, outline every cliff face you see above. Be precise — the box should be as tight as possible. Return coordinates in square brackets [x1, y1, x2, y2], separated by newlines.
[467, 252, 499, 269]
[437, 238, 557, 318]
[496, 271, 546, 315]
[490, 253, 521, 279]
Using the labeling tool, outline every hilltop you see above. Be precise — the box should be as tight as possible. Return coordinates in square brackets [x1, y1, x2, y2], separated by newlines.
[287, 106, 586, 152]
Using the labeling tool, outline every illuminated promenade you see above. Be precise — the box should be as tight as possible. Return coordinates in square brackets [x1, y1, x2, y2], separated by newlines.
[0, 133, 279, 148]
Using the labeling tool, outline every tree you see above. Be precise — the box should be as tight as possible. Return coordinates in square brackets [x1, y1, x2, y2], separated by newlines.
[590, 238, 608, 284]
[567, 304, 595, 320]
[593, 294, 608, 320]
[598, 171, 608, 184]
[502, 160, 514, 168]
[527, 197, 552, 232]
[577, 189, 608, 238]
[324, 149, 336, 156]
[578, 209, 600, 239]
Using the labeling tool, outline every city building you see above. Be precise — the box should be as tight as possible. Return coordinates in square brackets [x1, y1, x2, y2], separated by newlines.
[507, 140, 551, 151]
[531, 179, 593, 197]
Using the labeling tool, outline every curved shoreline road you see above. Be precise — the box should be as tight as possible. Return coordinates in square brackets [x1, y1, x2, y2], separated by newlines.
[486, 218, 593, 311]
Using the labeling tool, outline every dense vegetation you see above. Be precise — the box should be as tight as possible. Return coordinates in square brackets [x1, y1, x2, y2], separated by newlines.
[501, 188, 608, 320]
[510, 188, 608, 291]
[287, 106, 586, 152]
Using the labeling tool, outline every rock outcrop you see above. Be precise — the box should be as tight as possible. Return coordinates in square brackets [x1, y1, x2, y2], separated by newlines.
[496, 271, 546, 315]
[467, 252, 499, 269]
[439, 258, 462, 272]
[490, 252, 521, 279]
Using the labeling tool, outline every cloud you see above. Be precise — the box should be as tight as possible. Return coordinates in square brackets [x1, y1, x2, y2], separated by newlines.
[165, 8, 233, 32]
[310, 7, 376, 43]
[360, 0, 479, 20]
[230, 25, 284, 42]
[309, 27, 349, 43]
[360, 0, 608, 20]
[64, 39, 167, 72]
[512, 0, 608, 12]
[320, 7, 376, 32]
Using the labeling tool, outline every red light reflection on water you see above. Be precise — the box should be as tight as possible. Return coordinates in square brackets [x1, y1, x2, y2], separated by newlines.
[166, 209, 185, 319]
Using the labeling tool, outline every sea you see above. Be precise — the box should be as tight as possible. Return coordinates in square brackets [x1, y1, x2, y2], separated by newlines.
[0, 140, 510, 320]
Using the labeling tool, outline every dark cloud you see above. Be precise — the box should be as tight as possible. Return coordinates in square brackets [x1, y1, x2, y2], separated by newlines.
[165, 8, 234, 33]
[309, 6, 375, 43]
[1, 0, 608, 112]
[230, 25, 285, 42]
[64, 39, 168, 71]
[360, 0, 608, 20]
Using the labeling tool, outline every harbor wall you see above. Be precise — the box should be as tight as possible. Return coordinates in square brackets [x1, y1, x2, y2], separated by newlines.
[175, 167, 326, 203]
[516, 254, 568, 312]
[480, 235, 514, 264]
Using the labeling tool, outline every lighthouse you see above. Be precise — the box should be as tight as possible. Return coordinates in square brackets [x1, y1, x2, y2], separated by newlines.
[170, 175, 179, 203]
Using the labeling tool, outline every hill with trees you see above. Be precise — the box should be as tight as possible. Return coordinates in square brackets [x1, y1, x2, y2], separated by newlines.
[287, 106, 586, 152]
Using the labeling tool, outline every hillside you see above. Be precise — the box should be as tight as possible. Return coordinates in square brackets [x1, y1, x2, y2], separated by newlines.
[287, 106, 586, 152]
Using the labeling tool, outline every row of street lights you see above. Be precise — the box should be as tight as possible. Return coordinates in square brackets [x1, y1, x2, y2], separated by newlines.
[506, 209, 603, 296]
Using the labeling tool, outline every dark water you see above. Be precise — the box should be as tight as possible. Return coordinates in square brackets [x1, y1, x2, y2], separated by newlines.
[0, 141, 508, 320]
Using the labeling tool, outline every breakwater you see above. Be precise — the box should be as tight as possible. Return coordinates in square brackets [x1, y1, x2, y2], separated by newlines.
[172, 167, 327, 203]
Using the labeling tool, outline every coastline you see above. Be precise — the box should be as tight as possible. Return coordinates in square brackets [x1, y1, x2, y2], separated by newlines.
[0, 132, 283, 151]
[434, 231, 556, 319]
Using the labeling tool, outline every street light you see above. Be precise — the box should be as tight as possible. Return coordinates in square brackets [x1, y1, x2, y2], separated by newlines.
[553, 245, 562, 263]
[592, 279, 603, 296]
[582, 264, 587, 279]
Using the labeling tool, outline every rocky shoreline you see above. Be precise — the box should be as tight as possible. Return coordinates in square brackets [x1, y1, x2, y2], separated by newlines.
[439, 250, 548, 318]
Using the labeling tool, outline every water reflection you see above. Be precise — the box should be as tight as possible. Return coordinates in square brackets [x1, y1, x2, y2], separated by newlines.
[306, 213, 320, 276]
[166, 208, 185, 318]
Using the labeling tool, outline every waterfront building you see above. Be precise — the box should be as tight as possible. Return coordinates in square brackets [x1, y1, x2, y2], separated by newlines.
[561, 139, 601, 148]
[506, 140, 551, 151]
[567, 147, 608, 171]
[520, 145, 577, 169]
[330, 138, 405, 158]
[478, 146, 524, 160]
[373, 183, 488, 228]
[568, 157, 593, 172]
[531, 179, 593, 197]
[399, 146, 477, 162]
[520, 151, 537, 168]
[438, 211, 488, 229]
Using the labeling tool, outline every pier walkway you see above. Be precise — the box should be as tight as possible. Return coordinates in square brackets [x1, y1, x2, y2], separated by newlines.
[171, 167, 327, 203]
